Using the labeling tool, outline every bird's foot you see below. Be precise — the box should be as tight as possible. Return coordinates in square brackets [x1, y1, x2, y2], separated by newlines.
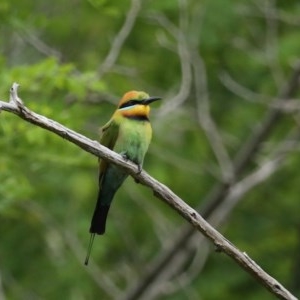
[121, 152, 129, 161]
[134, 164, 142, 183]
[137, 164, 142, 174]
[120, 152, 142, 181]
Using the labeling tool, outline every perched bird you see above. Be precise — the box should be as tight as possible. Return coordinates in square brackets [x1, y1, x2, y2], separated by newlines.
[85, 91, 161, 265]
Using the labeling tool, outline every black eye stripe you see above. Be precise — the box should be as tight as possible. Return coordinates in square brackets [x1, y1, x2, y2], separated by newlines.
[119, 99, 142, 109]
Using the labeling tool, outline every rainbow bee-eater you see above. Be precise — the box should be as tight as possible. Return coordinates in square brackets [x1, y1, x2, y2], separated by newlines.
[85, 91, 161, 265]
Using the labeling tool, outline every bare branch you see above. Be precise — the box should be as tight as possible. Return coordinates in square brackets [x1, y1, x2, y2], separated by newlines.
[9, 82, 23, 107]
[0, 83, 297, 300]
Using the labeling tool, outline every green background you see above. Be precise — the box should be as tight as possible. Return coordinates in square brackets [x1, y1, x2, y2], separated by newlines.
[0, 0, 300, 299]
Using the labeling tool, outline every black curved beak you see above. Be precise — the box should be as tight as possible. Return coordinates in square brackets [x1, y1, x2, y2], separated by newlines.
[143, 96, 162, 105]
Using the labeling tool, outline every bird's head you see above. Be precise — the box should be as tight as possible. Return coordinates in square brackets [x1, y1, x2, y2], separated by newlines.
[117, 91, 161, 119]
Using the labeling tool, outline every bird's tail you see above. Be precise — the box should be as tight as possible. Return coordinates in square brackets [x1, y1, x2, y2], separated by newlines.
[85, 168, 127, 265]
[85, 192, 111, 265]
[89, 193, 111, 235]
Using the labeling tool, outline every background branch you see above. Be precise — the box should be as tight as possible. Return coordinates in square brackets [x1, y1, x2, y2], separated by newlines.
[97, 0, 142, 77]
[193, 50, 234, 183]
[148, 8, 192, 116]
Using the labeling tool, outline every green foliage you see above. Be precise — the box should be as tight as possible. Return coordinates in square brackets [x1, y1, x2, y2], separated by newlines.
[1, 0, 300, 299]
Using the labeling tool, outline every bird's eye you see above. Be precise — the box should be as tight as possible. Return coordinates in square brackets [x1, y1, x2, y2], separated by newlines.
[119, 99, 140, 109]
[128, 100, 136, 106]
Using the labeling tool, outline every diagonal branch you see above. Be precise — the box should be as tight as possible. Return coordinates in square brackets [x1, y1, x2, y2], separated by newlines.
[0, 83, 297, 300]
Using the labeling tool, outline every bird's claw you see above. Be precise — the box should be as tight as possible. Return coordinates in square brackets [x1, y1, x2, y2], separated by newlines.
[121, 152, 129, 161]
[120, 152, 142, 180]
[137, 164, 142, 174]
[134, 164, 142, 183]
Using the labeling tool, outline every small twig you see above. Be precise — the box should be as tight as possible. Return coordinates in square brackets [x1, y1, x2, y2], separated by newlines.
[9, 82, 23, 106]
[0, 83, 297, 300]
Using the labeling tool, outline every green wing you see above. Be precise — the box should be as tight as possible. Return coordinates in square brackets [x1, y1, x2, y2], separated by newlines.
[98, 118, 120, 185]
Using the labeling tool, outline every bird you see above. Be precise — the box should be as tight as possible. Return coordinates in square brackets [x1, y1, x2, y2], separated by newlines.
[85, 91, 161, 265]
